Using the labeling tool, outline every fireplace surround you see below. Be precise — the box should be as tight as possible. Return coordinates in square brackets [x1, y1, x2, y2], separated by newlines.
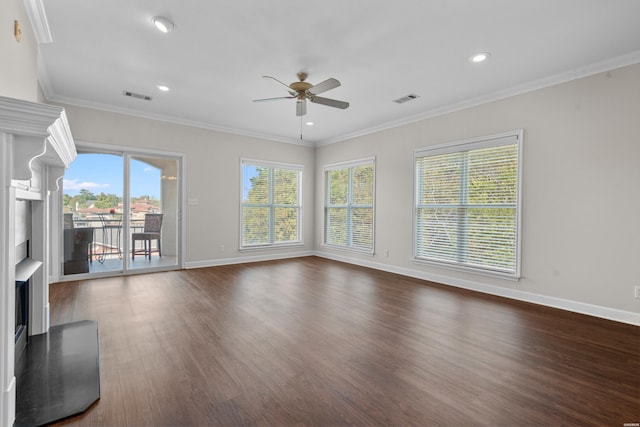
[0, 96, 75, 426]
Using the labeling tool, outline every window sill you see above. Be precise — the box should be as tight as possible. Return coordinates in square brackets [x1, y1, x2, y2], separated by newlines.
[239, 242, 304, 252]
[321, 244, 374, 257]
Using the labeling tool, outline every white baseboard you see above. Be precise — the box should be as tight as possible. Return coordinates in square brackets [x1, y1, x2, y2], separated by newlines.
[315, 251, 640, 326]
[1, 376, 16, 427]
[184, 250, 316, 269]
[44, 303, 50, 332]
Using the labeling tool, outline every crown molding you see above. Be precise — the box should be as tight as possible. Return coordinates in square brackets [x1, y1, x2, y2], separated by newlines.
[317, 51, 640, 147]
[39, 50, 640, 149]
[23, 0, 53, 44]
[44, 93, 315, 147]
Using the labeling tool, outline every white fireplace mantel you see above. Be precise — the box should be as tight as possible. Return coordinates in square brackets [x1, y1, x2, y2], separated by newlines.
[0, 96, 76, 426]
[0, 96, 75, 191]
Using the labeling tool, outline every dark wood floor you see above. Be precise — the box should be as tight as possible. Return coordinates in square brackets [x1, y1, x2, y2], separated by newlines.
[48, 256, 639, 426]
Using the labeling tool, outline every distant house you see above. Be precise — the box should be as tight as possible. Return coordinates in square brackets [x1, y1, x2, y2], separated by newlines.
[72, 199, 159, 222]
[119, 199, 160, 220]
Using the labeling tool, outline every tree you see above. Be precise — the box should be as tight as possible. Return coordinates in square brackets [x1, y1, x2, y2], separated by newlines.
[94, 192, 120, 209]
[78, 189, 95, 202]
[62, 188, 95, 210]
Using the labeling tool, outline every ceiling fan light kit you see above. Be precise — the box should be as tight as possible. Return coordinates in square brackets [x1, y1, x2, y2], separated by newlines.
[254, 72, 349, 117]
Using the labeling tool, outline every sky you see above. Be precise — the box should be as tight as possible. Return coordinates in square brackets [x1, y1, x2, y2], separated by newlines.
[63, 153, 161, 199]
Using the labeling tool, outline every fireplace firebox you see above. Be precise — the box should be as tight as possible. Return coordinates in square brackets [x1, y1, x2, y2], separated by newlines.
[14, 240, 42, 363]
[15, 277, 29, 362]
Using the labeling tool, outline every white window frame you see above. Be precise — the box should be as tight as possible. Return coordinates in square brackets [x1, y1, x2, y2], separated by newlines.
[412, 130, 523, 279]
[323, 156, 376, 255]
[240, 158, 303, 250]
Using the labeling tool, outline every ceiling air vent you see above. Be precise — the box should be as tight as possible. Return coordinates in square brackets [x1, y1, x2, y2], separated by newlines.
[123, 91, 152, 101]
[393, 93, 419, 104]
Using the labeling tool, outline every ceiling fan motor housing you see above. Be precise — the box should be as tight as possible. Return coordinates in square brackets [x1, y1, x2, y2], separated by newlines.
[290, 72, 312, 98]
[290, 81, 312, 92]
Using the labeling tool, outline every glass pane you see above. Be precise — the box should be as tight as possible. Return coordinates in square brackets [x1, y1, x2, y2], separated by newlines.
[328, 169, 348, 205]
[416, 154, 461, 205]
[129, 155, 179, 270]
[274, 207, 298, 242]
[352, 165, 374, 205]
[243, 165, 269, 204]
[351, 207, 373, 250]
[63, 153, 123, 275]
[415, 207, 458, 262]
[468, 145, 518, 204]
[273, 169, 298, 205]
[467, 207, 516, 271]
[242, 207, 269, 245]
[326, 207, 347, 245]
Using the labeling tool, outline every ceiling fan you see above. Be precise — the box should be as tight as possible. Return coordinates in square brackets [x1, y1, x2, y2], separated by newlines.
[253, 72, 349, 117]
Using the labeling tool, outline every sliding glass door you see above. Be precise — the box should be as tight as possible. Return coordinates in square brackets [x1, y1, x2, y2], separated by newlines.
[63, 153, 124, 275]
[128, 155, 179, 271]
[62, 148, 182, 277]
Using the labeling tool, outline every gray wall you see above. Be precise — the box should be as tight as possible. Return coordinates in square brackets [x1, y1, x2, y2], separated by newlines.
[315, 64, 640, 315]
[0, 1, 39, 102]
[58, 105, 316, 265]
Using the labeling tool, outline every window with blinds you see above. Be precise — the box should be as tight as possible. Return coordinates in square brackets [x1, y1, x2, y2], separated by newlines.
[414, 131, 522, 278]
[241, 159, 302, 248]
[324, 158, 375, 253]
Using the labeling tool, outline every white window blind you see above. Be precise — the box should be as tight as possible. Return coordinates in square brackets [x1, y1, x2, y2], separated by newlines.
[241, 159, 302, 248]
[324, 158, 375, 253]
[414, 132, 522, 277]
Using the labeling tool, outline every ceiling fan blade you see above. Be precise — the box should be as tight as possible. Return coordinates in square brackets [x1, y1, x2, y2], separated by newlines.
[253, 96, 295, 102]
[296, 99, 307, 116]
[308, 78, 341, 95]
[310, 96, 349, 109]
[262, 75, 292, 90]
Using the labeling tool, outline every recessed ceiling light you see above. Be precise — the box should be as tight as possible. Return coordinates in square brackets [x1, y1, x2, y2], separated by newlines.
[470, 52, 491, 63]
[151, 16, 174, 33]
[156, 85, 170, 92]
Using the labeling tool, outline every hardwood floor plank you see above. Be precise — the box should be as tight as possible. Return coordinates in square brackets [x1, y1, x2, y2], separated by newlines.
[47, 257, 639, 426]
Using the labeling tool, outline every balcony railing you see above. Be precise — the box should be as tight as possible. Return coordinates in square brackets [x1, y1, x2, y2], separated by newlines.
[70, 218, 156, 262]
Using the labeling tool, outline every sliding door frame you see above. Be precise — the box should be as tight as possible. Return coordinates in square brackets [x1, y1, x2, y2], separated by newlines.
[53, 140, 186, 281]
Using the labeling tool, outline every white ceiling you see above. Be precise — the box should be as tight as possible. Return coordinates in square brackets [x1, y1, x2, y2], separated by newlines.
[38, 0, 640, 145]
